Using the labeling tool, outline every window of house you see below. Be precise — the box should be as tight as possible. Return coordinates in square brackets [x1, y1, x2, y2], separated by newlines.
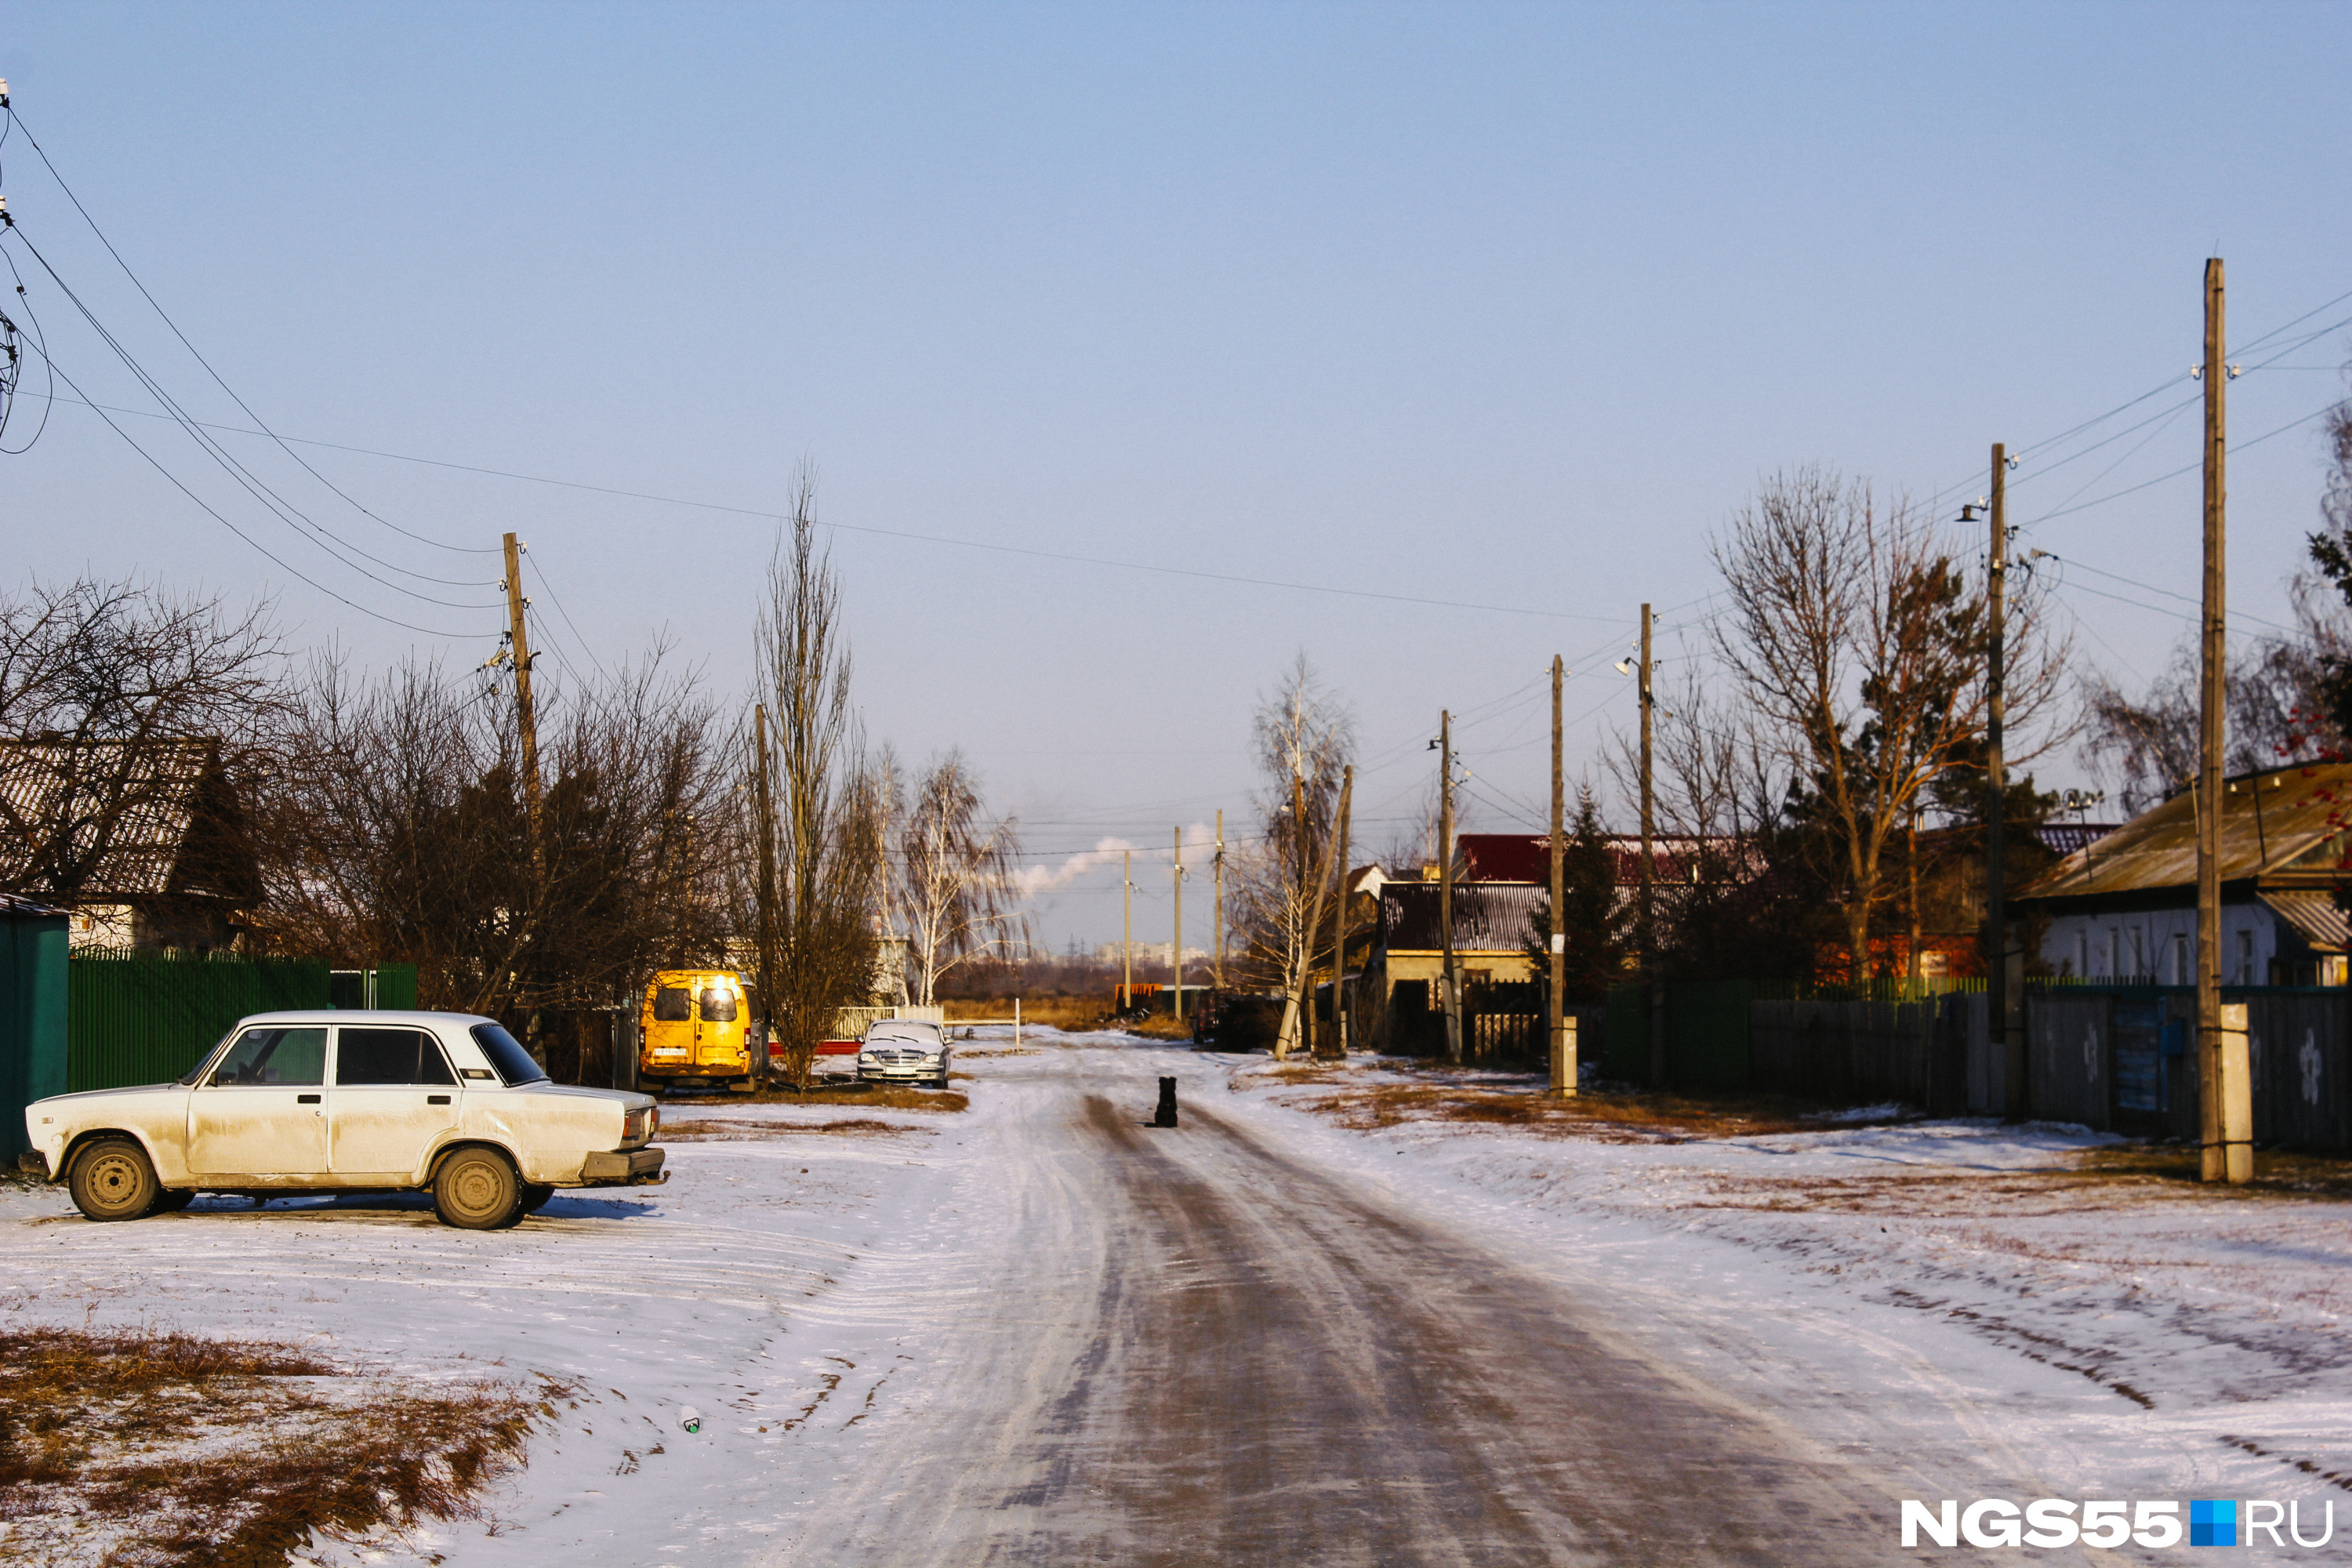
[2238, 930, 2255, 986]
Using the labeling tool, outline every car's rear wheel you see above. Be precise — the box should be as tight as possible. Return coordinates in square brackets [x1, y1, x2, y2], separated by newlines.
[519, 1181, 556, 1214]
[434, 1148, 521, 1230]
[68, 1138, 159, 1222]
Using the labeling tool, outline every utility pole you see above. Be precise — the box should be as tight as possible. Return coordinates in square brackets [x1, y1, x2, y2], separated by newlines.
[752, 704, 779, 1077]
[1987, 445, 2020, 1119]
[1639, 606, 1661, 1088]
[1286, 774, 1312, 1058]
[1550, 654, 1573, 1096]
[1172, 827, 1184, 1023]
[1439, 710, 1461, 1065]
[1331, 771, 1352, 1058]
[1213, 810, 1225, 990]
[2198, 256, 2254, 1185]
[501, 533, 543, 857]
[1122, 848, 1133, 1013]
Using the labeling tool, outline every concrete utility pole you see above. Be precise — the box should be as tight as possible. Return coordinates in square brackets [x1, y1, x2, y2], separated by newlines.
[1122, 848, 1133, 1012]
[501, 533, 543, 856]
[1213, 809, 1225, 990]
[1439, 710, 1462, 1065]
[1987, 449, 2022, 1119]
[1550, 654, 1573, 1096]
[1172, 827, 1184, 1023]
[1331, 771, 1352, 1058]
[1639, 606, 1661, 1088]
[2198, 256, 2254, 1185]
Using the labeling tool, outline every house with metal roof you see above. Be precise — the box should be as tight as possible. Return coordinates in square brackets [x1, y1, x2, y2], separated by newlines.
[0, 738, 259, 952]
[2015, 761, 2352, 987]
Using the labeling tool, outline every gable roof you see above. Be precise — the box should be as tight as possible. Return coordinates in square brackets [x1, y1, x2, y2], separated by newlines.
[0, 738, 248, 902]
[1377, 880, 1544, 954]
[2018, 762, 2352, 905]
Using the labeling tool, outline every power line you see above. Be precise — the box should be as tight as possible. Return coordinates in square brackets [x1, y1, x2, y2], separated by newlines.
[1, 101, 498, 557]
[5, 229, 504, 608]
[32, 390, 1632, 625]
[22, 343, 474, 637]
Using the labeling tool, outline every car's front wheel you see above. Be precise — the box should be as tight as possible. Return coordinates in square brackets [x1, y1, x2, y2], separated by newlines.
[68, 1138, 159, 1222]
[434, 1148, 521, 1230]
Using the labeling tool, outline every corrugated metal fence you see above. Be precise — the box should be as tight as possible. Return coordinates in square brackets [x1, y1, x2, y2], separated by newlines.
[66, 950, 419, 1092]
[1606, 980, 2352, 1151]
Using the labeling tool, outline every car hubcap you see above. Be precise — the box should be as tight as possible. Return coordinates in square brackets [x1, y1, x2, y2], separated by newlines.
[450, 1163, 503, 1214]
[90, 1156, 138, 1203]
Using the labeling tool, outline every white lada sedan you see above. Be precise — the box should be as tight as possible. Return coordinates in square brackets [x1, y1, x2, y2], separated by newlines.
[18, 1011, 666, 1230]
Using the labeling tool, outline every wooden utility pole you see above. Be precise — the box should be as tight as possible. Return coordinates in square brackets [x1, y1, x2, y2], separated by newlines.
[1331, 771, 1352, 1058]
[1987, 447, 2018, 1117]
[1286, 774, 1312, 1057]
[1122, 848, 1133, 1012]
[502, 533, 543, 854]
[1439, 710, 1461, 1064]
[1213, 809, 1225, 989]
[1286, 767, 1350, 1062]
[1639, 607, 1661, 1087]
[1172, 827, 1184, 1023]
[2198, 256, 2254, 1185]
[1550, 654, 1573, 1096]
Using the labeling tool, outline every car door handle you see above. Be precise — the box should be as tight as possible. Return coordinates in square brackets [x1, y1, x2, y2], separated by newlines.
[297, 1094, 321, 1104]
[427, 1094, 451, 1105]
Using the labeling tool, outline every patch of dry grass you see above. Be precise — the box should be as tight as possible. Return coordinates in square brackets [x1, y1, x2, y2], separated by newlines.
[942, 994, 1101, 1029]
[0, 1324, 540, 1568]
[666, 1085, 968, 1113]
[659, 1117, 927, 1141]
[1283, 1069, 1858, 1141]
[2076, 1144, 2352, 1201]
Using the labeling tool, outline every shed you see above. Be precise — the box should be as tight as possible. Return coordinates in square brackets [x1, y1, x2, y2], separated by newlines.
[0, 893, 69, 1165]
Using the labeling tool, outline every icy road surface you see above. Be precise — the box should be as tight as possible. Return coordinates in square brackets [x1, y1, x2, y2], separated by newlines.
[5, 1030, 2347, 1565]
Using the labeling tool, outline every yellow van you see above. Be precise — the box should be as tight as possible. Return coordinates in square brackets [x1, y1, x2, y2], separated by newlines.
[639, 971, 757, 1094]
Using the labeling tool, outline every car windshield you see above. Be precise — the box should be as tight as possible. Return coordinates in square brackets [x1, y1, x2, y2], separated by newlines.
[868, 1025, 939, 1045]
[470, 1022, 551, 1086]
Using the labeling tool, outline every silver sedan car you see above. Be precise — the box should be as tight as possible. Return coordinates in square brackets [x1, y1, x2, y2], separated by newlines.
[856, 1020, 951, 1087]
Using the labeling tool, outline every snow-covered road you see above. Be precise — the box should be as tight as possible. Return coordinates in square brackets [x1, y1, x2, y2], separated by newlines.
[5, 1030, 2348, 1564]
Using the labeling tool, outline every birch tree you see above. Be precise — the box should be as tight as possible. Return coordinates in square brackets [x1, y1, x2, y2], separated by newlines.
[1229, 653, 1355, 993]
[894, 750, 1025, 1004]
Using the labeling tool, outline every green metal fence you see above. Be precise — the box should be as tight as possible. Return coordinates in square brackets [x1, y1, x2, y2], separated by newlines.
[65, 951, 420, 1092]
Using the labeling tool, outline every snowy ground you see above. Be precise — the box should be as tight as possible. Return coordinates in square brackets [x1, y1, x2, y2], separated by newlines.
[2, 1029, 2347, 1564]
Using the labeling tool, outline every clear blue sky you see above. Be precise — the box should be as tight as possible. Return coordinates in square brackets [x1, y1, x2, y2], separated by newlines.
[5, 2, 2349, 949]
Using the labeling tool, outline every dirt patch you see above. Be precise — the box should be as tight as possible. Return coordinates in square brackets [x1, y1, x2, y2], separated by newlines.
[659, 1117, 928, 1141]
[0, 1324, 540, 1567]
[2075, 1144, 2352, 1201]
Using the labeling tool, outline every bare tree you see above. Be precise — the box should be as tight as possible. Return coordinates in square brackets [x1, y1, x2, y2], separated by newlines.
[747, 474, 882, 1089]
[1228, 653, 1355, 994]
[0, 576, 286, 900]
[254, 641, 731, 1044]
[894, 750, 1025, 1005]
[1712, 467, 2067, 982]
